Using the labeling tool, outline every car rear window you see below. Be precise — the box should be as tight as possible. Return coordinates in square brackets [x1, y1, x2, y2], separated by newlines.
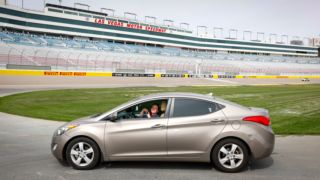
[172, 98, 223, 118]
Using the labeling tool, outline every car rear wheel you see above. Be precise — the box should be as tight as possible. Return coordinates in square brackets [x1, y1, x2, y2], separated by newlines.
[66, 137, 100, 170]
[212, 138, 249, 173]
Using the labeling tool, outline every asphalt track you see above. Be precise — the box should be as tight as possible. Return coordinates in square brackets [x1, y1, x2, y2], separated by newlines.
[1, 76, 320, 96]
[0, 112, 319, 180]
[0, 76, 320, 180]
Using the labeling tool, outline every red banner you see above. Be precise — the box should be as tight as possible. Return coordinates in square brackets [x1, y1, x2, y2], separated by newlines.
[94, 19, 166, 33]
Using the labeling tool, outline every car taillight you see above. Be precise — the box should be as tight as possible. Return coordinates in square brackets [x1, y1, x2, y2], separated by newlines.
[243, 116, 270, 126]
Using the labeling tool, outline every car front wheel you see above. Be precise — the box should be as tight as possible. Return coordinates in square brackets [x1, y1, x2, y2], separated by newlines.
[66, 137, 100, 170]
[212, 138, 249, 173]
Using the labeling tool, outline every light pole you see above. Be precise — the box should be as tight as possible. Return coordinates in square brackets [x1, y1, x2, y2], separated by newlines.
[7, 47, 14, 64]
[101, 8, 115, 16]
[256, 32, 265, 42]
[34, 49, 39, 64]
[20, 49, 27, 65]
[85, 54, 90, 71]
[96, 53, 103, 71]
[145, 16, 156, 24]
[243, 30, 252, 41]
[103, 56, 107, 71]
[163, 19, 174, 27]
[67, 52, 75, 70]
[76, 53, 82, 70]
[124, 12, 137, 21]
[74, 3, 90, 10]
[197, 25, 207, 37]
[213, 27, 223, 38]
[270, 33, 277, 43]
[43, 0, 46, 11]
[180, 22, 189, 31]
[281, 35, 288, 44]
[56, 51, 63, 69]
[228, 29, 237, 39]
[303, 37, 310, 46]
[45, 50, 51, 66]
[196, 59, 202, 77]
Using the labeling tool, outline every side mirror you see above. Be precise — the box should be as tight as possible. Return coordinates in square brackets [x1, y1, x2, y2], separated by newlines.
[104, 112, 117, 122]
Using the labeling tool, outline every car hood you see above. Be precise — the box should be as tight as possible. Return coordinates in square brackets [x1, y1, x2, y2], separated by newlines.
[61, 115, 98, 127]
[72, 115, 98, 123]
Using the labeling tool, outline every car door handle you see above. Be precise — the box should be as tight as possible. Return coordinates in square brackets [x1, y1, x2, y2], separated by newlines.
[151, 124, 166, 128]
[210, 119, 225, 124]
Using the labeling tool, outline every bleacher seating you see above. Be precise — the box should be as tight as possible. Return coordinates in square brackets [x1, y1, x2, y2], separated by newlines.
[0, 30, 320, 75]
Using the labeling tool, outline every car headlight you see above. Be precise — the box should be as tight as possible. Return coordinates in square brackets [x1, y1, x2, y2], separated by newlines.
[56, 124, 79, 136]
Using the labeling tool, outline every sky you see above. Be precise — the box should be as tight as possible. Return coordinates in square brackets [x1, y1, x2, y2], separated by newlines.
[6, 0, 320, 40]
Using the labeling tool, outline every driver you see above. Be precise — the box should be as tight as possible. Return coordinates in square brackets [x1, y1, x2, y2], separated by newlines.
[140, 104, 159, 118]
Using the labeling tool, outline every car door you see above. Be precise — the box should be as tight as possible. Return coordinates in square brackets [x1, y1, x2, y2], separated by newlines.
[105, 98, 169, 159]
[167, 97, 227, 157]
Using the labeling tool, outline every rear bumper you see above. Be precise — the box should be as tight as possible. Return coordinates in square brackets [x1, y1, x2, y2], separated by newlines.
[249, 125, 275, 159]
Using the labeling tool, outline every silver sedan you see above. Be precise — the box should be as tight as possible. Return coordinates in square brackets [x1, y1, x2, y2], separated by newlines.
[51, 92, 274, 172]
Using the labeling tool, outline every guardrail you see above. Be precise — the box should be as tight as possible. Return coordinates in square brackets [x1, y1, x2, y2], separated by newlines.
[1, 69, 320, 79]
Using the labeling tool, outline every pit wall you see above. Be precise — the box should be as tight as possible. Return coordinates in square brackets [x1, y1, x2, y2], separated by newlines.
[1, 69, 320, 79]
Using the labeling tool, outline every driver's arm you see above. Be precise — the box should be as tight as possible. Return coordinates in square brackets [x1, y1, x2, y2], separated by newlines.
[140, 108, 150, 118]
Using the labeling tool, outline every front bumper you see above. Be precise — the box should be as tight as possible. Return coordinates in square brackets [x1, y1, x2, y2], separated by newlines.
[51, 134, 69, 161]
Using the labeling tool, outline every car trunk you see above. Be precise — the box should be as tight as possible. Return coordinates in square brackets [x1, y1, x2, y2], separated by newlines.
[249, 107, 269, 117]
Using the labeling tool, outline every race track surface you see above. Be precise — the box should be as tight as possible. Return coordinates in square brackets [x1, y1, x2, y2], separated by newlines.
[0, 112, 319, 180]
[0, 77, 320, 180]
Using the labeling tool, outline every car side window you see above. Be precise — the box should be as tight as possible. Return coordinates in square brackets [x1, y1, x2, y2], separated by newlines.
[172, 98, 223, 118]
[116, 99, 169, 120]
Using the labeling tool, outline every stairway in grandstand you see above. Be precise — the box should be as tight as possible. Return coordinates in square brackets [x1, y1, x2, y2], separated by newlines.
[0, 31, 320, 76]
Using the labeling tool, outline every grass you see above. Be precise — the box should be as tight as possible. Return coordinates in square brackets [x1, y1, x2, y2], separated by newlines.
[0, 84, 320, 134]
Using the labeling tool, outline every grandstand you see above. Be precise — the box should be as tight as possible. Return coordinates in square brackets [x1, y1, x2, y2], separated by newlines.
[0, 1, 320, 78]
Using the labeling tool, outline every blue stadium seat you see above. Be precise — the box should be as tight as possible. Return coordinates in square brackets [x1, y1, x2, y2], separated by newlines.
[0, 30, 319, 70]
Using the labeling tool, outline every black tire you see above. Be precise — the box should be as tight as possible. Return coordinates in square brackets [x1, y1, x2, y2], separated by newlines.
[211, 138, 249, 173]
[66, 137, 100, 170]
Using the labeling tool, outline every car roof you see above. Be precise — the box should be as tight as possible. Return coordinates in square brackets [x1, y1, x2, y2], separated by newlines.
[138, 92, 247, 109]
[137, 92, 214, 100]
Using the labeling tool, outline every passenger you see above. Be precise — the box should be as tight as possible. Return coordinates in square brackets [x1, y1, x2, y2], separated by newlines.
[160, 101, 167, 118]
[140, 104, 159, 118]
